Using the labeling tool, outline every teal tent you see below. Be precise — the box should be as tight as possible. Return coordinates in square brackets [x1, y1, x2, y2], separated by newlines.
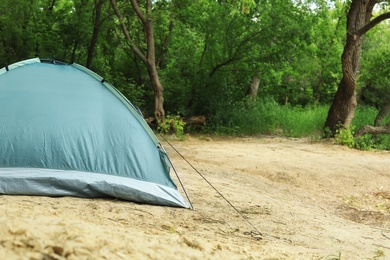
[0, 58, 189, 208]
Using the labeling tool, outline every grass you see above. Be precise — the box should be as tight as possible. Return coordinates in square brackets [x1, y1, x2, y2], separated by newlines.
[210, 98, 328, 137]
[206, 98, 390, 150]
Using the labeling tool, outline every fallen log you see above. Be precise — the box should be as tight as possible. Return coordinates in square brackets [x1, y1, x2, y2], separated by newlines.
[145, 115, 207, 130]
[354, 103, 390, 137]
[354, 122, 390, 137]
[145, 117, 158, 129]
[183, 115, 206, 126]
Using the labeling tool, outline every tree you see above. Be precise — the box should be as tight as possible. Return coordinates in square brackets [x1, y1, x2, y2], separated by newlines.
[324, 0, 390, 135]
[0, 0, 37, 63]
[354, 17, 390, 137]
[86, 0, 105, 69]
[164, 0, 318, 116]
[302, 0, 346, 104]
[110, 0, 166, 122]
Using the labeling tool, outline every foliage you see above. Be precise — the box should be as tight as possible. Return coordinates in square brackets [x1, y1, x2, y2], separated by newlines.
[0, 0, 389, 149]
[353, 135, 376, 151]
[207, 98, 328, 138]
[358, 19, 390, 108]
[334, 125, 387, 151]
[335, 126, 355, 148]
[0, 0, 346, 114]
[160, 0, 345, 116]
[332, 106, 390, 150]
[157, 114, 186, 140]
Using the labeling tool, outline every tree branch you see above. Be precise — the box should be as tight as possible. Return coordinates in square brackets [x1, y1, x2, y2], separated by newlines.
[129, 0, 146, 24]
[146, 0, 152, 18]
[157, 18, 174, 68]
[354, 122, 390, 137]
[197, 34, 209, 73]
[209, 57, 240, 77]
[110, 0, 148, 65]
[209, 30, 262, 77]
[358, 11, 390, 36]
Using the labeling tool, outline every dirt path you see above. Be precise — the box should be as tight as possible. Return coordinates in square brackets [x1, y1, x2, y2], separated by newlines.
[1, 136, 389, 259]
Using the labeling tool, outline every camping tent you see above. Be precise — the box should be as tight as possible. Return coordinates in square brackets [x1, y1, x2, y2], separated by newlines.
[0, 58, 189, 208]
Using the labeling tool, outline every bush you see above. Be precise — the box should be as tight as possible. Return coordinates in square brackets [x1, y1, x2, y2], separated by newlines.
[334, 126, 355, 148]
[157, 114, 186, 140]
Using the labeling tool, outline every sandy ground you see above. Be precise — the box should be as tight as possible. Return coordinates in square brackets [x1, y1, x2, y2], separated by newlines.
[1, 136, 389, 259]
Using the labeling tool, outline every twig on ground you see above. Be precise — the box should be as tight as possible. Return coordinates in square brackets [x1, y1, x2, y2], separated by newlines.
[373, 243, 390, 250]
[381, 231, 390, 240]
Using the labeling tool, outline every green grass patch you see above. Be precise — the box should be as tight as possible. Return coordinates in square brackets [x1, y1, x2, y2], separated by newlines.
[207, 99, 390, 150]
[209, 98, 328, 138]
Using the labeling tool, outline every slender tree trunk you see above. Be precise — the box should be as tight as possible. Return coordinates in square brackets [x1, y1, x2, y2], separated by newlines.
[70, 41, 78, 63]
[147, 62, 165, 120]
[374, 103, 390, 127]
[247, 75, 260, 101]
[110, 0, 165, 121]
[198, 34, 208, 73]
[142, 2, 165, 120]
[156, 18, 174, 68]
[47, 0, 56, 14]
[86, 0, 104, 69]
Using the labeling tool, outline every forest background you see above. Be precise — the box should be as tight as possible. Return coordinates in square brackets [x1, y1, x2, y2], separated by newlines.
[0, 0, 389, 149]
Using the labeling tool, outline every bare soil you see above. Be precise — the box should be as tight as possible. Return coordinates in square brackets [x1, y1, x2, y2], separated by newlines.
[1, 136, 390, 259]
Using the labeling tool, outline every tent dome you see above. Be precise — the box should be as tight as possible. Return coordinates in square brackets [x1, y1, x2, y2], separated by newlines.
[0, 58, 189, 208]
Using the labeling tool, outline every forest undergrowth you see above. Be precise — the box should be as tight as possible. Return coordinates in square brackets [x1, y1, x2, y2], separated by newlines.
[179, 98, 390, 151]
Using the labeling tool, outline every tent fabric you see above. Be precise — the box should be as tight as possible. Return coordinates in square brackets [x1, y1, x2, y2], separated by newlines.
[0, 58, 189, 208]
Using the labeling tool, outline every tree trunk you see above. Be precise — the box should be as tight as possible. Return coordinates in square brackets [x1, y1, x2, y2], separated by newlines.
[70, 41, 78, 63]
[156, 18, 174, 68]
[147, 63, 165, 120]
[47, 0, 56, 14]
[324, 0, 375, 135]
[86, 0, 104, 69]
[374, 103, 390, 127]
[110, 0, 165, 122]
[247, 75, 260, 101]
[324, 77, 358, 134]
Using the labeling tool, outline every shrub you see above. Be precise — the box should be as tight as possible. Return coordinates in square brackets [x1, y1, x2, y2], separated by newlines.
[334, 126, 355, 148]
[157, 114, 186, 140]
